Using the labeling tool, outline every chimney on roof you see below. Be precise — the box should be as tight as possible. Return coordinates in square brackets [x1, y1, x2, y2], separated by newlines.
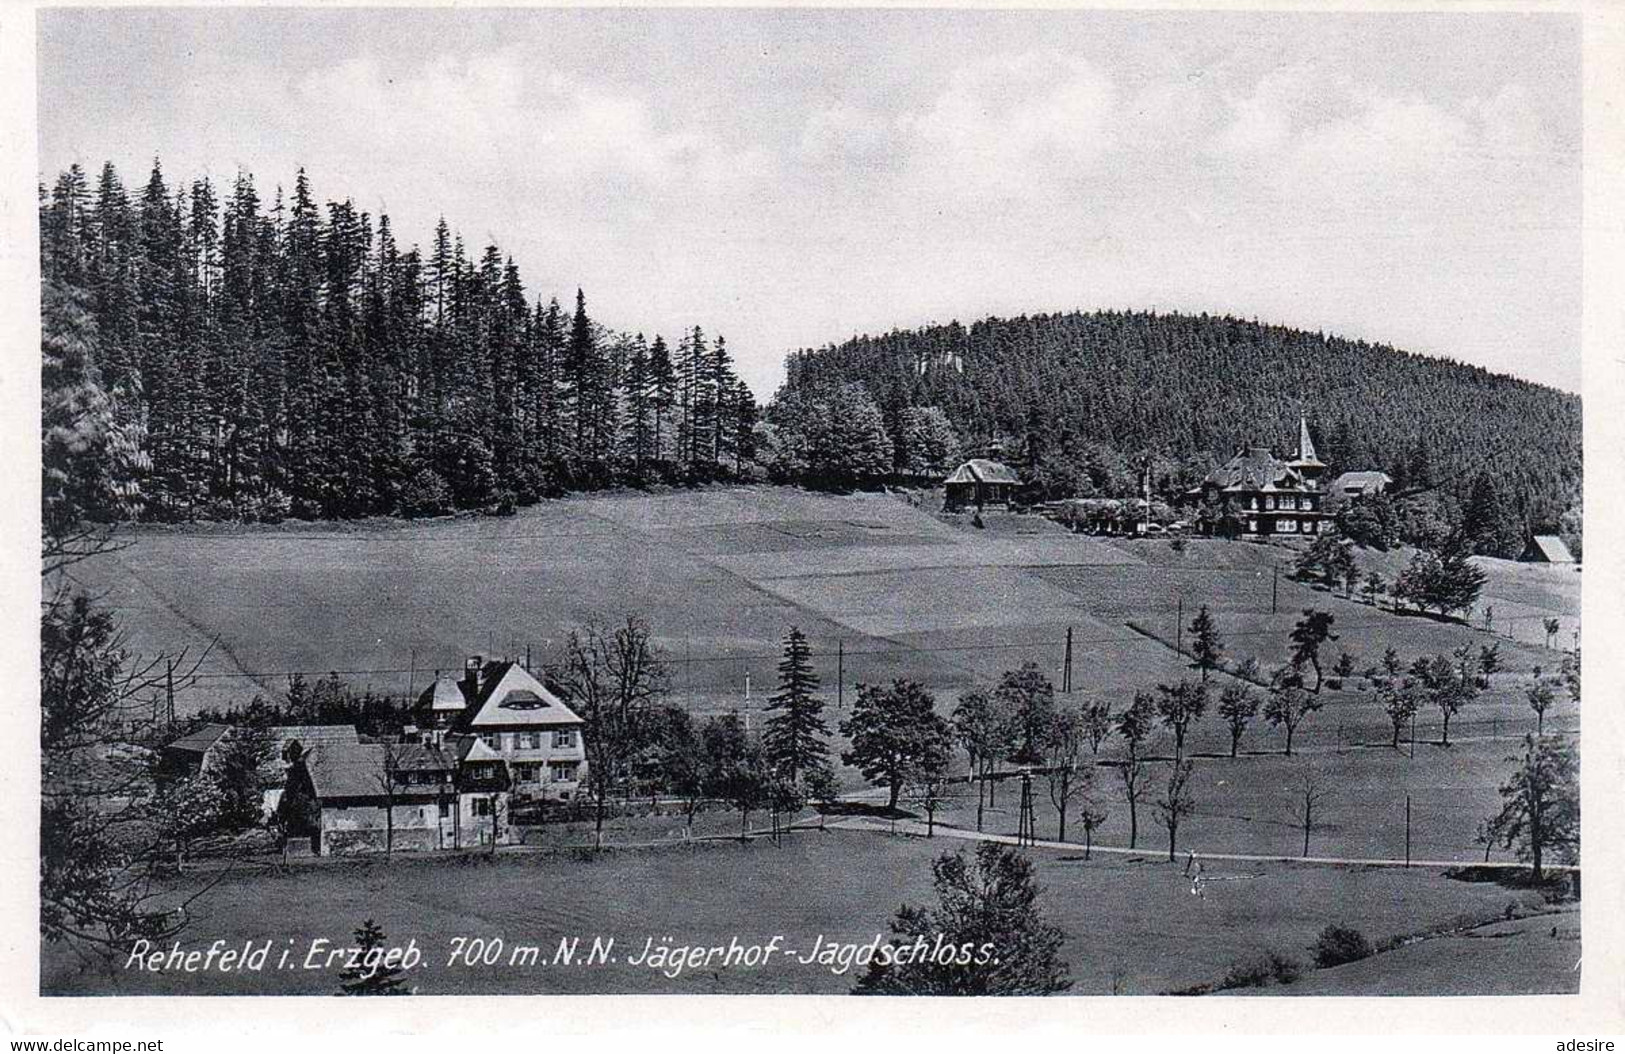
[464, 655, 483, 696]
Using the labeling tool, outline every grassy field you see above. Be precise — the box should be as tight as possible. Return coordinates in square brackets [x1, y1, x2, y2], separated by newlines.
[70, 484, 1579, 860]
[1235, 909, 1582, 996]
[925, 735, 1577, 864]
[40, 831, 1568, 997]
[70, 485, 1578, 718]
[51, 486, 1584, 996]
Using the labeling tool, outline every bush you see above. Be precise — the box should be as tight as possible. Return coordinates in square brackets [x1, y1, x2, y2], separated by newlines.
[400, 468, 451, 519]
[1312, 924, 1374, 968]
[1217, 952, 1301, 989]
[1219, 958, 1272, 989]
[486, 488, 517, 517]
[1268, 952, 1302, 984]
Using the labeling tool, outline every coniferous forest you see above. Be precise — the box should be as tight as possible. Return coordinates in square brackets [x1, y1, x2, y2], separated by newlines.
[41, 160, 1580, 549]
[774, 313, 1582, 540]
[39, 160, 758, 523]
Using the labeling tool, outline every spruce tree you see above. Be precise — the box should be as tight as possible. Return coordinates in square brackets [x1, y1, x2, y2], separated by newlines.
[762, 627, 831, 784]
[1189, 604, 1223, 682]
[623, 334, 652, 474]
[336, 918, 409, 996]
[648, 334, 676, 466]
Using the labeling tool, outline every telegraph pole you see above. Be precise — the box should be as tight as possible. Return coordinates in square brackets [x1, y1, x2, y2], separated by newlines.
[165, 659, 176, 729]
[1176, 598, 1184, 656]
[1272, 566, 1279, 614]
[1404, 795, 1412, 868]
[1017, 772, 1037, 847]
[837, 639, 844, 711]
[1063, 627, 1073, 693]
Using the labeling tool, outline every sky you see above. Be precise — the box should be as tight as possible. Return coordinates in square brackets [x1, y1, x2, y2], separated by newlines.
[37, 8, 1582, 397]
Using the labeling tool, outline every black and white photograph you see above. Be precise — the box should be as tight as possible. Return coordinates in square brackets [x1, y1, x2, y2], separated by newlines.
[11, 0, 1622, 1030]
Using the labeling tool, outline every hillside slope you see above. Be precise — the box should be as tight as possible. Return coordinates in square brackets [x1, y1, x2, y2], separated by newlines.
[777, 311, 1581, 531]
[74, 487, 1574, 722]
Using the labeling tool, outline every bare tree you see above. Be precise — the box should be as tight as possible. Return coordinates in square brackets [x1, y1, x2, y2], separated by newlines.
[41, 589, 224, 953]
[952, 688, 1016, 832]
[1263, 665, 1323, 756]
[1217, 683, 1259, 758]
[1155, 760, 1197, 863]
[1043, 708, 1087, 842]
[904, 756, 954, 838]
[1080, 699, 1113, 756]
[1289, 769, 1333, 858]
[1117, 755, 1150, 850]
[1154, 680, 1208, 765]
[1526, 681, 1555, 736]
[373, 741, 403, 858]
[1074, 763, 1107, 860]
[549, 614, 671, 848]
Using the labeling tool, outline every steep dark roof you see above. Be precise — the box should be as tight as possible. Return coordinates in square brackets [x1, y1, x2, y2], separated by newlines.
[1524, 535, 1576, 563]
[944, 459, 1021, 486]
[1202, 448, 1301, 492]
[466, 663, 583, 729]
[303, 742, 388, 800]
[391, 742, 456, 772]
[416, 674, 468, 714]
[165, 724, 231, 756]
[1331, 471, 1392, 494]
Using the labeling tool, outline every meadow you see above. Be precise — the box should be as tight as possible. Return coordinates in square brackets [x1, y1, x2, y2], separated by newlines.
[40, 831, 1569, 997]
[70, 484, 1577, 720]
[55, 485, 1582, 996]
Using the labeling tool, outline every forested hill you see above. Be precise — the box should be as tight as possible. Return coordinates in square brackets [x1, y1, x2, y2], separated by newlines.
[40, 160, 758, 526]
[776, 311, 1581, 532]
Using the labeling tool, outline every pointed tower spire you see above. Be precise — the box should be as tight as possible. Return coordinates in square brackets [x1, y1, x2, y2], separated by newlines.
[1298, 413, 1318, 464]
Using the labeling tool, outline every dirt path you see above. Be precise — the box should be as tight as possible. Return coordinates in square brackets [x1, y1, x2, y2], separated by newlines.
[826, 815, 1578, 873]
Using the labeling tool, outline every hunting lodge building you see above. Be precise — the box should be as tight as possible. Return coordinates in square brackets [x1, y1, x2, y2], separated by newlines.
[1192, 417, 1328, 537]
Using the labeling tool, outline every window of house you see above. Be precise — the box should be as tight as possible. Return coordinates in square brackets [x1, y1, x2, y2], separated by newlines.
[481, 732, 502, 751]
[522, 732, 542, 750]
[1282, 519, 1298, 533]
[473, 798, 492, 817]
[438, 801, 450, 819]
[550, 762, 579, 782]
[553, 730, 576, 749]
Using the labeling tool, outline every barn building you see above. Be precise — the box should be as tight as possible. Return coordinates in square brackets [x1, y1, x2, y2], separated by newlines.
[1521, 535, 1577, 564]
[1330, 471, 1393, 500]
[944, 459, 1021, 511]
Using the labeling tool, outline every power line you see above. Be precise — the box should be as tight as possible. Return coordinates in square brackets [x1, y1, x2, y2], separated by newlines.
[164, 610, 1564, 685]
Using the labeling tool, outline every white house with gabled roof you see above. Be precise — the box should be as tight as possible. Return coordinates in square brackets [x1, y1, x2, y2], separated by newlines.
[413, 656, 588, 802]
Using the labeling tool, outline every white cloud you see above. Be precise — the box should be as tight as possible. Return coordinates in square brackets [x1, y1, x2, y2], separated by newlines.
[904, 51, 1119, 197]
[1477, 83, 1559, 159]
[293, 52, 757, 195]
[799, 104, 898, 166]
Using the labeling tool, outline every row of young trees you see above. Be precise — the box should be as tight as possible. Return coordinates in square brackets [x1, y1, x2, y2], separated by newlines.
[40, 160, 761, 522]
